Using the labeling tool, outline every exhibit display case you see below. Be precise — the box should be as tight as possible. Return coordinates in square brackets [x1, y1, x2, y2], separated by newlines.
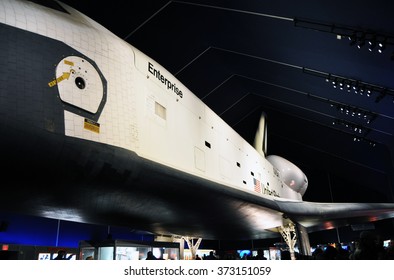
[79, 239, 180, 260]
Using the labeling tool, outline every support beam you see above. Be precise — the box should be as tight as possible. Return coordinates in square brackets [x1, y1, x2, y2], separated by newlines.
[295, 223, 311, 256]
[182, 237, 202, 260]
[278, 221, 297, 260]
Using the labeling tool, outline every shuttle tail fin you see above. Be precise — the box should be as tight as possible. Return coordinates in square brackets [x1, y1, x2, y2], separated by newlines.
[253, 112, 267, 157]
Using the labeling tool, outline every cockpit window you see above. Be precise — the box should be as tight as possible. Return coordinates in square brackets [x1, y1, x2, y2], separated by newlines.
[28, 0, 69, 14]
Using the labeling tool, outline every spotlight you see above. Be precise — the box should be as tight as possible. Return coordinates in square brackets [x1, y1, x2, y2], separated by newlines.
[353, 81, 359, 93]
[359, 85, 365, 95]
[332, 79, 337, 89]
[370, 142, 376, 147]
[339, 80, 344, 90]
[357, 39, 365, 49]
[368, 36, 376, 51]
[378, 39, 386, 53]
[348, 32, 357, 46]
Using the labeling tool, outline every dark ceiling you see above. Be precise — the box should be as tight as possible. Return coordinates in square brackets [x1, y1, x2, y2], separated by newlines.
[59, 0, 394, 205]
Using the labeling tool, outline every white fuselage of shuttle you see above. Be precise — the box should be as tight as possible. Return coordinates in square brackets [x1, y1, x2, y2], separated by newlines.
[0, 0, 305, 202]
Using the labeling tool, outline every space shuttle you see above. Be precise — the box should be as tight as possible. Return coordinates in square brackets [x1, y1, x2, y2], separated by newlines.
[1, 0, 394, 255]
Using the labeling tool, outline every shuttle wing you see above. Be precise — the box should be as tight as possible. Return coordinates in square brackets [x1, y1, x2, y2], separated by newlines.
[274, 199, 394, 232]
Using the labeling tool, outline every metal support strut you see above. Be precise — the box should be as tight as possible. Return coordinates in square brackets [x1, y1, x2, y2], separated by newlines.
[182, 237, 202, 260]
[278, 221, 297, 260]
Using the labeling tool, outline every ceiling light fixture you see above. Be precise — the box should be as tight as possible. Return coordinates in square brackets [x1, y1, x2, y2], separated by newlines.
[368, 35, 376, 51]
[330, 103, 376, 124]
[332, 119, 368, 135]
[378, 38, 387, 53]
[303, 68, 394, 103]
[352, 136, 376, 147]
[294, 18, 394, 60]
[331, 119, 377, 147]
[348, 31, 357, 46]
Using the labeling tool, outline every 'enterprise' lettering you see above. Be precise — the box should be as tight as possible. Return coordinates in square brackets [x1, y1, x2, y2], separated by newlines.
[148, 62, 183, 98]
[263, 186, 280, 197]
